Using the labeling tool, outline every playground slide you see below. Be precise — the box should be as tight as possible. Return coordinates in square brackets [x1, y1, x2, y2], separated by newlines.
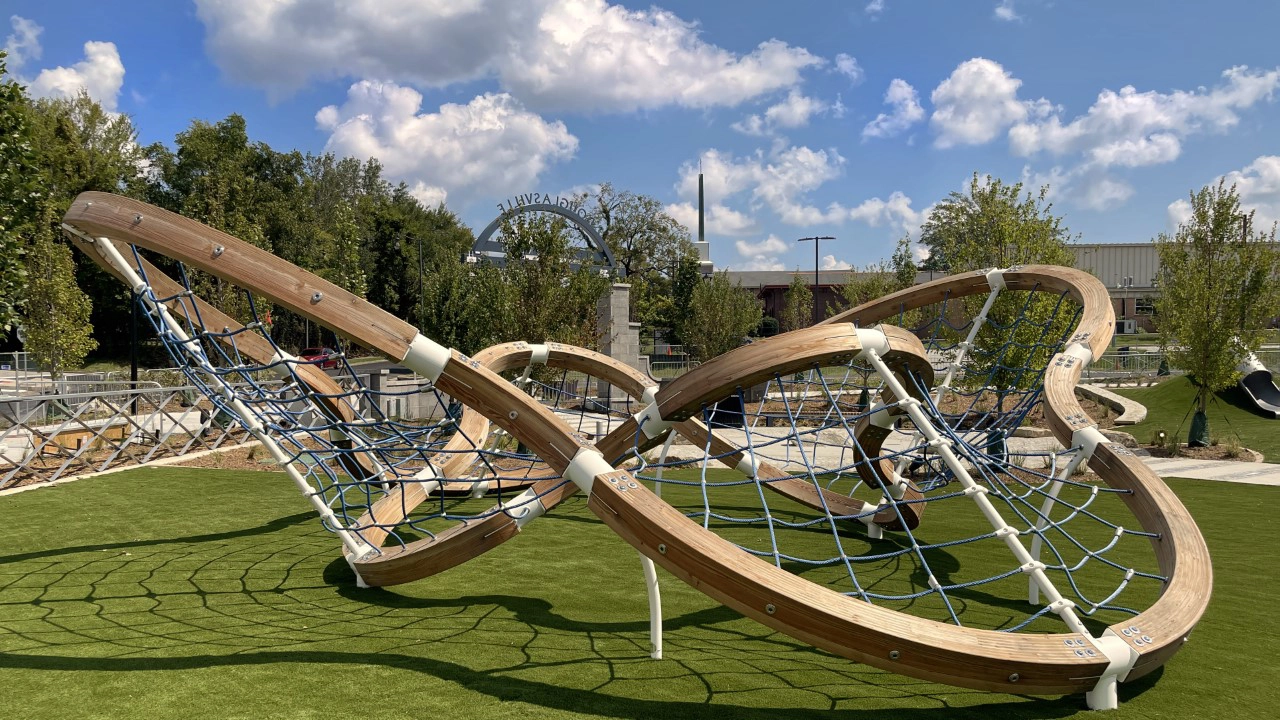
[1238, 352, 1280, 418]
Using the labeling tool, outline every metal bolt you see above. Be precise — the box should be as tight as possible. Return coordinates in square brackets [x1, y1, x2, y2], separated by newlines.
[507, 410, 518, 420]
[311, 292, 323, 303]
[133, 213, 143, 224]
[888, 650, 900, 660]
[765, 603, 776, 615]
[657, 543, 666, 554]
[213, 245, 225, 257]
[1008, 673, 1020, 683]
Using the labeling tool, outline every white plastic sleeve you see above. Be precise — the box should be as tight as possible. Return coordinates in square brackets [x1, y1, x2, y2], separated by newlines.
[401, 334, 451, 383]
[855, 325, 890, 360]
[564, 447, 616, 493]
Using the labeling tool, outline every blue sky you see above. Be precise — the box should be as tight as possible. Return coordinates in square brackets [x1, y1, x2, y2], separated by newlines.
[6, 0, 1280, 272]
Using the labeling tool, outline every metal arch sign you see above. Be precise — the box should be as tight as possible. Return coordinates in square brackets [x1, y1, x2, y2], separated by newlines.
[472, 193, 616, 270]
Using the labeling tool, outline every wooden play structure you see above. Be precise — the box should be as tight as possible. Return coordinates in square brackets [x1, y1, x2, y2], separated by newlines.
[63, 192, 1210, 710]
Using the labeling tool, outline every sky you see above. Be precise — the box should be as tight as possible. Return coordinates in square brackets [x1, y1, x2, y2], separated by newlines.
[5, 0, 1280, 273]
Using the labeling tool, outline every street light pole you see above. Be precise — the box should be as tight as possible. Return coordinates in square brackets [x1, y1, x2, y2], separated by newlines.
[796, 235, 835, 291]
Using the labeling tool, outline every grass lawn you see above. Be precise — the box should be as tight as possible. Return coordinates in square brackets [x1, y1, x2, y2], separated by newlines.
[0, 466, 1273, 720]
[1115, 375, 1280, 459]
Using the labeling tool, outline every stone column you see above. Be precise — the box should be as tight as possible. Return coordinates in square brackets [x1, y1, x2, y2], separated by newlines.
[596, 283, 641, 408]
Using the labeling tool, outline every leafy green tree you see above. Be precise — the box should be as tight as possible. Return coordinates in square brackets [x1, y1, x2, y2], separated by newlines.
[921, 174, 1076, 392]
[24, 91, 147, 357]
[683, 271, 763, 362]
[22, 205, 96, 376]
[780, 274, 814, 332]
[0, 52, 37, 332]
[580, 182, 695, 280]
[319, 201, 367, 298]
[1156, 180, 1280, 444]
[831, 237, 918, 318]
[578, 182, 697, 342]
[144, 115, 270, 323]
[491, 212, 610, 350]
[921, 173, 1073, 271]
[664, 255, 703, 344]
[27, 92, 147, 202]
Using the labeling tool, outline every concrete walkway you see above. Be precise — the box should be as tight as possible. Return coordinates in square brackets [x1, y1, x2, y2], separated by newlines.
[1138, 455, 1280, 486]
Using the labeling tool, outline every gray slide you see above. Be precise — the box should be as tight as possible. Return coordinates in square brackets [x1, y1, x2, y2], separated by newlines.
[1238, 352, 1280, 418]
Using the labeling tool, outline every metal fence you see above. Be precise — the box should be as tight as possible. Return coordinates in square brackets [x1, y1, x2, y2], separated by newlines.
[1085, 349, 1280, 381]
[0, 383, 255, 489]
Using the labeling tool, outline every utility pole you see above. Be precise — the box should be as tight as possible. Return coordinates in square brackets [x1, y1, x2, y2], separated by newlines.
[417, 234, 425, 330]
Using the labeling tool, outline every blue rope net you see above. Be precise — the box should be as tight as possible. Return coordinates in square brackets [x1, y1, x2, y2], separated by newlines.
[625, 286, 1164, 635]
[125, 250, 643, 555]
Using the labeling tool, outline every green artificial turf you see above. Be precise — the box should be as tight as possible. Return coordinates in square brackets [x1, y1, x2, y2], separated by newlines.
[0, 466, 1274, 719]
[1116, 375, 1280, 460]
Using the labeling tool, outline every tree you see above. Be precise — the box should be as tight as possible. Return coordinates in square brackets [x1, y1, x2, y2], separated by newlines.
[780, 274, 814, 332]
[493, 212, 610, 350]
[921, 174, 1076, 393]
[683, 271, 763, 362]
[580, 182, 695, 280]
[1156, 180, 1280, 445]
[21, 205, 96, 376]
[25, 91, 147, 357]
[920, 173, 1073, 271]
[0, 52, 37, 332]
[579, 183, 697, 338]
[830, 237, 918, 319]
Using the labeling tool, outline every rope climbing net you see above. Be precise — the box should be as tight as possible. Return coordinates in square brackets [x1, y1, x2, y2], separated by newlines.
[626, 282, 1164, 637]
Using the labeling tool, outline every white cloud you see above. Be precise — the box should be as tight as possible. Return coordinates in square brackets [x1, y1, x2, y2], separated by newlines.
[865, 1, 886, 17]
[821, 254, 851, 270]
[862, 78, 924, 139]
[666, 201, 758, 237]
[1009, 66, 1280, 168]
[734, 234, 788, 270]
[994, 0, 1019, 21]
[733, 89, 828, 136]
[28, 41, 125, 111]
[1021, 165, 1133, 212]
[408, 182, 448, 209]
[195, 0, 821, 112]
[4, 15, 41, 73]
[675, 145, 848, 227]
[930, 58, 1046, 148]
[848, 191, 929, 239]
[834, 53, 864, 84]
[317, 83, 578, 207]
[3, 16, 125, 110]
[1166, 198, 1193, 230]
[673, 145, 929, 250]
[1225, 155, 1280, 230]
[1168, 155, 1280, 231]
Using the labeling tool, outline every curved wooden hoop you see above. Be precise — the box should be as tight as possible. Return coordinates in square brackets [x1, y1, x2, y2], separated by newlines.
[63, 194, 1209, 698]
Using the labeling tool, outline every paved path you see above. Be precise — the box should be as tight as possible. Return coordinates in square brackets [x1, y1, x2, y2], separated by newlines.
[1138, 456, 1280, 486]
